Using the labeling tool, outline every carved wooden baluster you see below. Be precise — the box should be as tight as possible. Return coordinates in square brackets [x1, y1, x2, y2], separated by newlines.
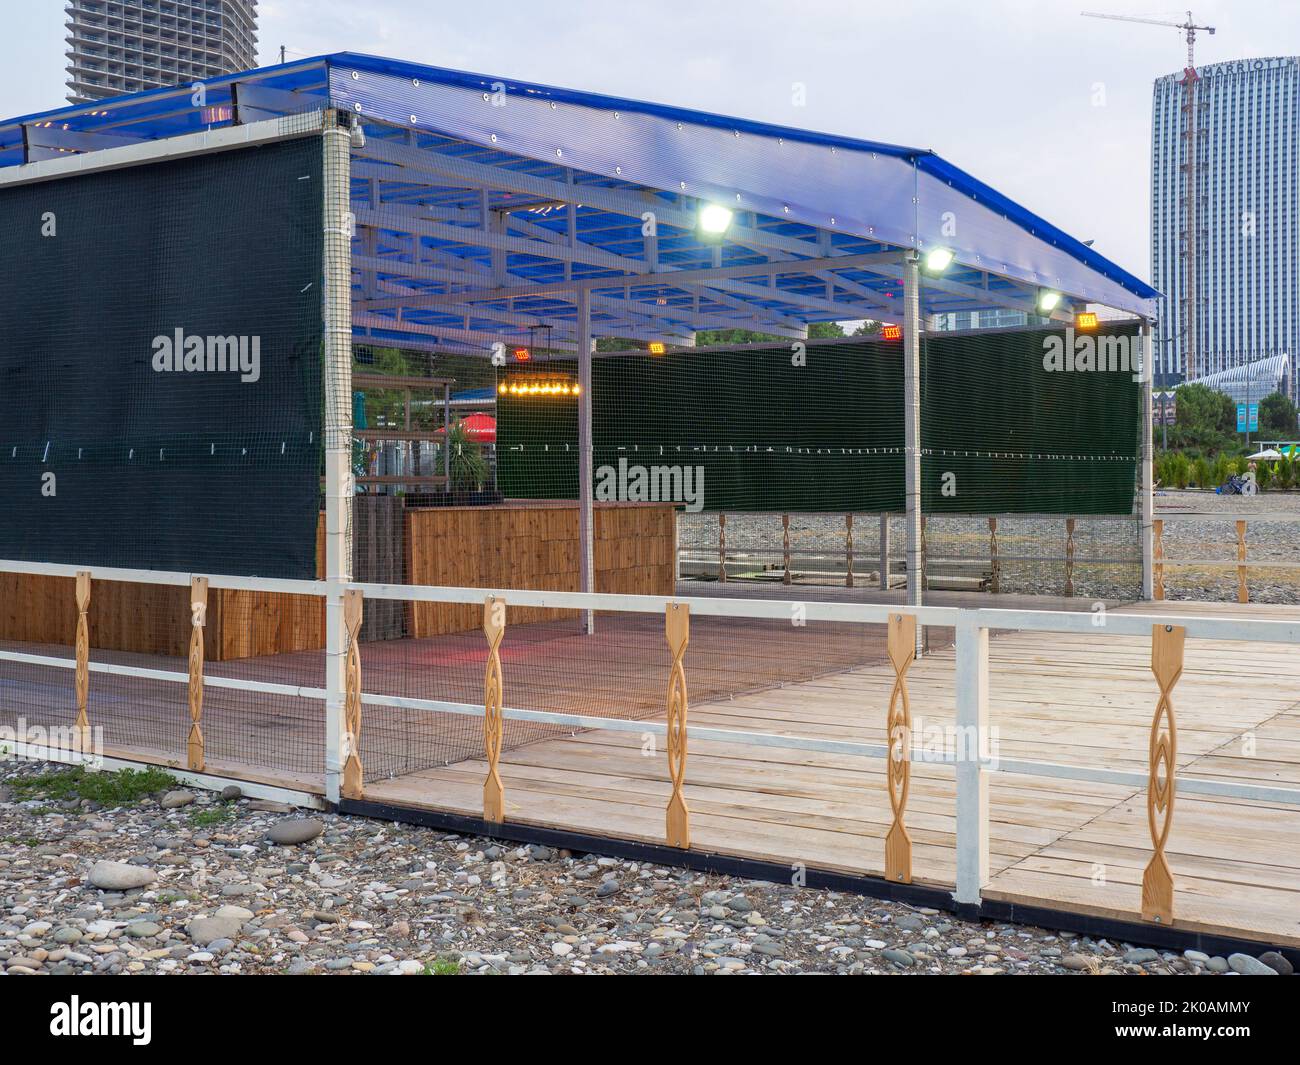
[782, 514, 792, 585]
[718, 513, 727, 583]
[1153, 518, 1165, 601]
[988, 517, 1000, 594]
[885, 612, 917, 883]
[340, 589, 365, 799]
[665, 602, 690, 848]
[74, 572, 91, 754]
[186, 577, 209, 771]
[1142, 623, 1184, 925]
[1236, 520, 1248, 604]
[845, 514, 855, 588]
[482, 595, 506, 822]
[1064, 518, 1076, 598]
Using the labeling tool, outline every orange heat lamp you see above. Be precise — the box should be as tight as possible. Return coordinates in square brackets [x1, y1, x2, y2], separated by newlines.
[512, 346, 532, 361]
[1075, 312, 1099, 331]
[881, 324, 902, 341]
[648, 342, 667, 355]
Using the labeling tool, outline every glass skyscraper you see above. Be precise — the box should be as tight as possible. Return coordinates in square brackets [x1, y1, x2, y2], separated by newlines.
[66, 1, 258, 104]
[1151, 56, 1299, 401]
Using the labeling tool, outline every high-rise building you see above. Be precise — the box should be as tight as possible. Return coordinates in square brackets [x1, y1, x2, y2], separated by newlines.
[66, 1, 258, 104]
[1151, 56, 1300, 401]
[929, 309, 1048, 332]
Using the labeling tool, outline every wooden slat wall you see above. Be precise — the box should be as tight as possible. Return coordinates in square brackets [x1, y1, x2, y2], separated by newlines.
[408, 503, 677, 637]
[354, 495, 406, 641]
[0, 504, 674, 655]
[0, 517, 326, 661]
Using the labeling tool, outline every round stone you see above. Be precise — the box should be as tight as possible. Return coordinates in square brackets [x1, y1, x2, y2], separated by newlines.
[87, 861, 157, 891]
[267, 818, 324, 845]
[1228, 952, 1278, 976]
[186, 915, 244, 946]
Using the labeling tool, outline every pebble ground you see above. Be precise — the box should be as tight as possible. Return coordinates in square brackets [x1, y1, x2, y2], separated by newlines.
[1, 762, 1292, 976]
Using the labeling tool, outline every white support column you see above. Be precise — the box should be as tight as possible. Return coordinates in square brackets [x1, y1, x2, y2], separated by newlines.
[576, 287, 595, 634]
[1140, 320, 1155, 601]
[322, 111, 355, 805]
[953, 610, 990, 907]
[902, 253, 924, 656]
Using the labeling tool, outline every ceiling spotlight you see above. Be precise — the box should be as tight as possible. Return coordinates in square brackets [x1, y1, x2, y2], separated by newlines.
[923, 247, 954, 273]
[1038, 289, 1062, 313]
[698, 203, 733, 234]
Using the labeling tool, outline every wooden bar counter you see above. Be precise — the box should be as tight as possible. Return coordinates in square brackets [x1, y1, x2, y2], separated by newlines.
[0, 501, 677, 659]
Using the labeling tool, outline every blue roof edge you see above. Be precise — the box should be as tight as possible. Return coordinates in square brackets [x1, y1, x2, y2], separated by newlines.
[325, 52, 928, 160]
[0, 55, 328, 132]
[916, 155, 1160, 302]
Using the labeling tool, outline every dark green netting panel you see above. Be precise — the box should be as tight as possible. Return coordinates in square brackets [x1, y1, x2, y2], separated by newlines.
[922, 325, 1141, 513]
[499, 339, 905, 511]
[498, 325, 1140, 515]
[0, 135, 324, 577]
[0, 129, 328, 781]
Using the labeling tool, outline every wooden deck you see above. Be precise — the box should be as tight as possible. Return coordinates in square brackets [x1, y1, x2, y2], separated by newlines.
[366, 599, 1300, 948]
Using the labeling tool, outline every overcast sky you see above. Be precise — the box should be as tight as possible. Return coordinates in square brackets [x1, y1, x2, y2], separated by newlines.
[4, 0, 1298, 280]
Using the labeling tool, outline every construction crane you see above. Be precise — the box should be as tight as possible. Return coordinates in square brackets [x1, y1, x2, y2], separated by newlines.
[1082, 10, 1217, 385]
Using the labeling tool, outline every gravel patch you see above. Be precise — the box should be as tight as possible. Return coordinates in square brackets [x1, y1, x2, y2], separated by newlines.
[1, 760, 1289, 976]
[679, 491, 1300, 604]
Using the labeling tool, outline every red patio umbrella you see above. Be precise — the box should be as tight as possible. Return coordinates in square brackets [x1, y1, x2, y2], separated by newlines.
[436, 412, 496, 443]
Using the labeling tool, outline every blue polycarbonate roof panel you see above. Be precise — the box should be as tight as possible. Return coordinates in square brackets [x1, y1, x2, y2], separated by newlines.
[0, 50, 1158, 316]
[325, 53, 1156, 311]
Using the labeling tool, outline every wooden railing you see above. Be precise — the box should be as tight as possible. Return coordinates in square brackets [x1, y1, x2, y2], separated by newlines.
[1152, 514, 1300, 602]
[685, 511, 1300, 602]
[4, 558, 1300, 929]
[326, 578, 1300, 928]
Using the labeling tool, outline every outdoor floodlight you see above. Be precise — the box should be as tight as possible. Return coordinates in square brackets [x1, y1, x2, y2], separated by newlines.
[698, 203, 733, 234]
[923, 247, 954, 273]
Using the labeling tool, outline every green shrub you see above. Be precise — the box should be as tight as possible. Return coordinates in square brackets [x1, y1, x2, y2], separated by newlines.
[1274, 456, 1296, 491]
[1169, 452, 1190, 489]
[1191, 456, 1212, 489]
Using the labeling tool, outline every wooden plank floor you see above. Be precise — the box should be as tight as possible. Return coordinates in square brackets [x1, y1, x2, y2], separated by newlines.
[367, 599, 1300, 947]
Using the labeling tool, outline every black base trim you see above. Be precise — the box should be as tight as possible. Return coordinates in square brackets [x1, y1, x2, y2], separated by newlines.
[339, 798, 1299, 968]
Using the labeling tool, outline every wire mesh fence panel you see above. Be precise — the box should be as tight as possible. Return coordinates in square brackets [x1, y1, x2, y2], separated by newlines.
[351, 586, 953, 785]
[202, 592, 327, 781]
[0, 113, 331, 784]
[343, 325, 1140, 791]
[0, 653, 77, 752]
[0, 578, 329, 776]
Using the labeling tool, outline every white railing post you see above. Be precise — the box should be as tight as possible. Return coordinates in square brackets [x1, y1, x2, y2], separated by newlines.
[902, 253, 924, 658]
[576, 287, 595, 635]
[953, 610, 989, 907]
[1140, 320, 1155, 600]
